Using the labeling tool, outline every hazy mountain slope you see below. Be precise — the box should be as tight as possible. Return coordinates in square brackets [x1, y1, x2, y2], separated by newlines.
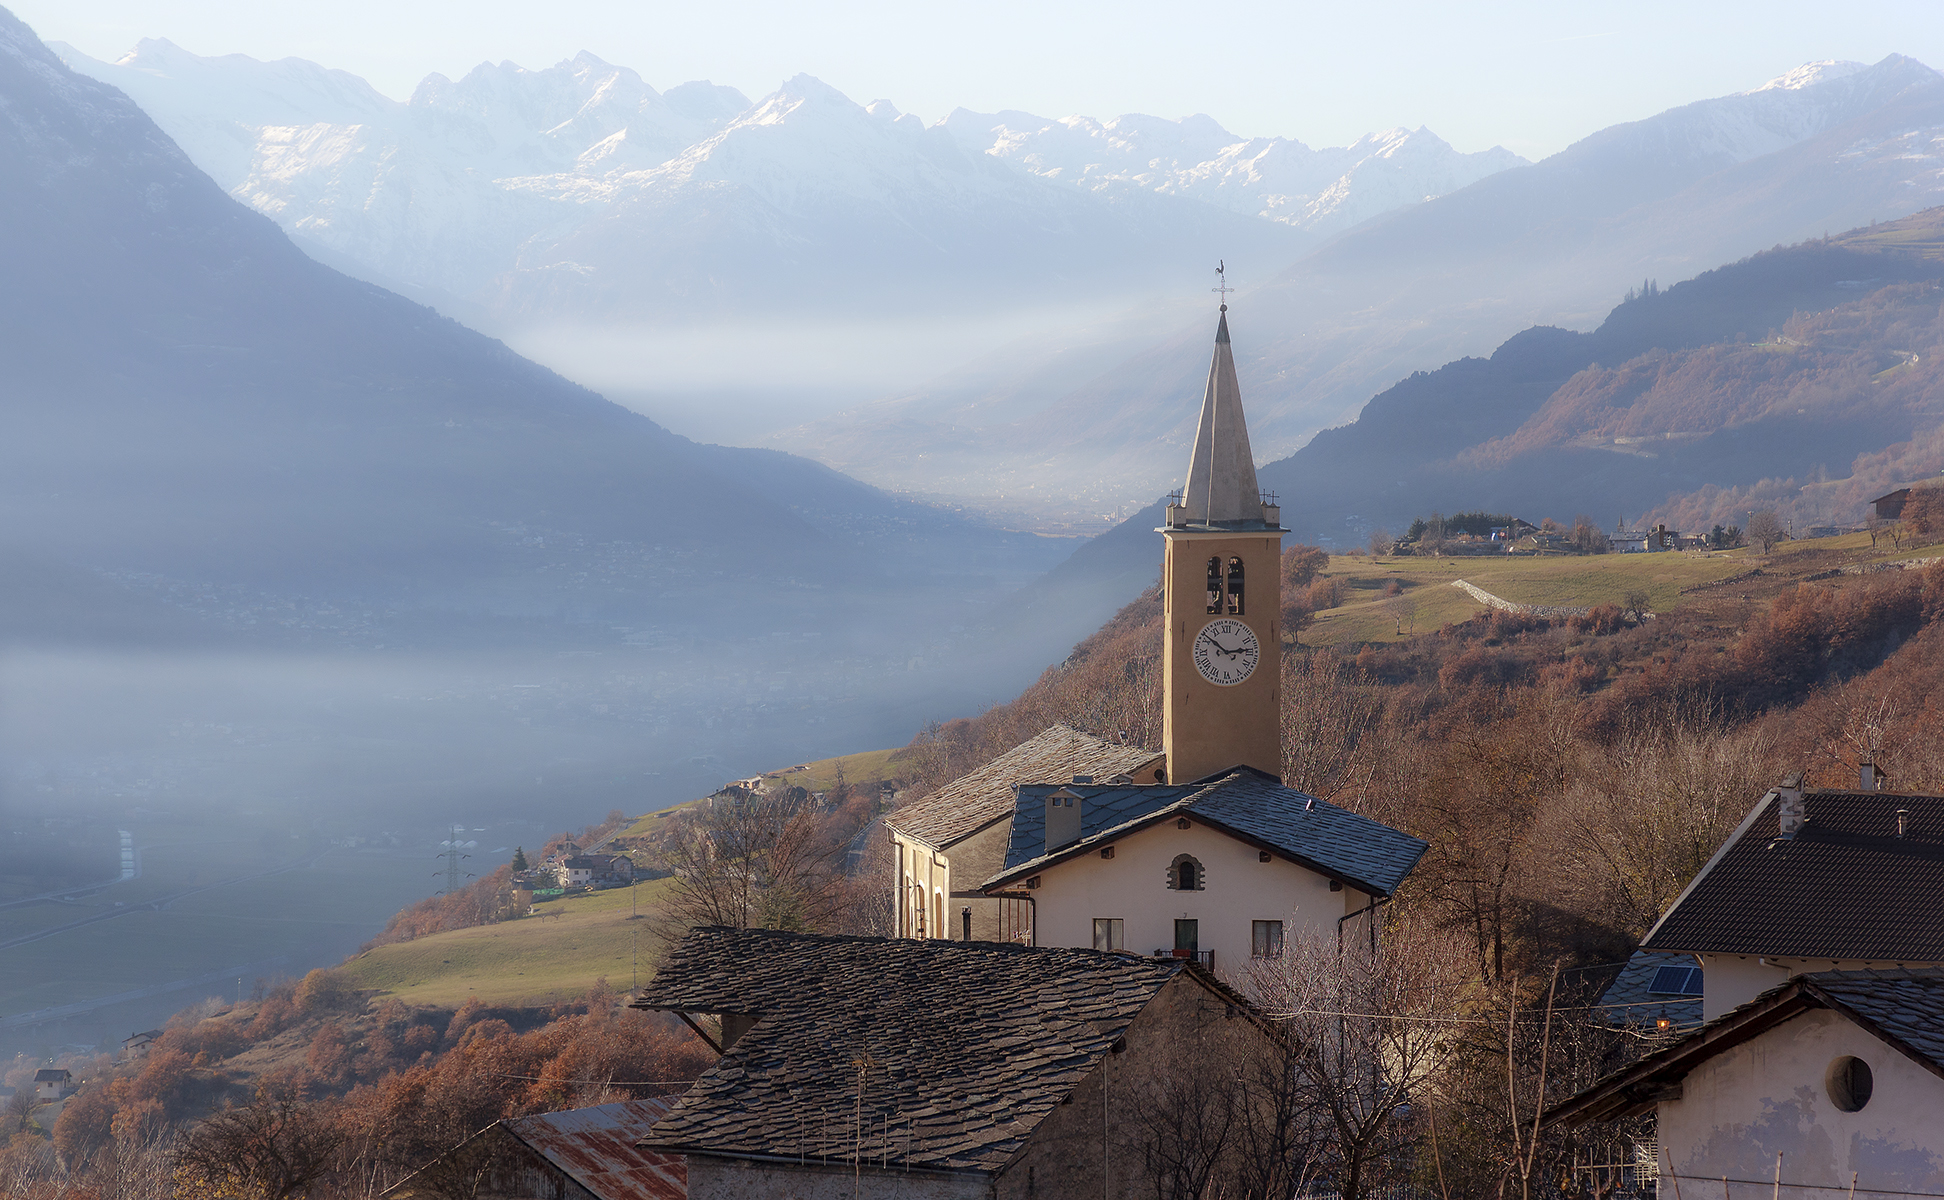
[781, 57, 1944, 509]
[0, 9, 1064, 636]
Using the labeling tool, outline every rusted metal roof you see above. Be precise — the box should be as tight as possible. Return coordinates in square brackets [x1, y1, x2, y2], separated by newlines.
[502, 1098, 686, 1200]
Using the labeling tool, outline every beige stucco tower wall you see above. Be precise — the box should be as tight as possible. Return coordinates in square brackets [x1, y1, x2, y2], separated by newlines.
[1162, 308, 1285, 784]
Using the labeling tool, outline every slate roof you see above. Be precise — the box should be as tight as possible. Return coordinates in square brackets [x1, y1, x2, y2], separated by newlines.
[501, 1099, 686, 1200]
[885, 725, 1161, 850]
[33, 1069, 69, 1082]
[985, 767, 1428, 899]
[1642, 789, 1944, 960]
[632, 926, 1228, 1175]
[1592, 950, 1704, 1031]
[1547, 968, 1944, 1126]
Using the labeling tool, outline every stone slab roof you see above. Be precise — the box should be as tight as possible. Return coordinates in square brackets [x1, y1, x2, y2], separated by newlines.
[1548, 968, 1944, 1126]
[1593, 949, 1703, 1031]
[885, 724, 1161, 850]
[986, 768, 1427, 899]
[1643, 789, 1944, 960]
[631, 926, 1214, 1175]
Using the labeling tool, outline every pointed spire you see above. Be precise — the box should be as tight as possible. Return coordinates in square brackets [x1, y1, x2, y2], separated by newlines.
[1182, 308, 1266, 526]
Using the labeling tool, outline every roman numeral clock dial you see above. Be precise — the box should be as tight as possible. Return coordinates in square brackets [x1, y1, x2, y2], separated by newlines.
[1192, 618, 1259, 686]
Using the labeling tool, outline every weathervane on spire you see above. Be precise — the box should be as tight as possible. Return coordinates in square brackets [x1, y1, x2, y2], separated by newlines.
[1212, 260, 1234, 311]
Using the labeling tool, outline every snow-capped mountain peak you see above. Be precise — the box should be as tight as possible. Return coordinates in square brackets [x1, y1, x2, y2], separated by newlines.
[946, 106, 1525, 234]
[1745, 59, 1869, 93]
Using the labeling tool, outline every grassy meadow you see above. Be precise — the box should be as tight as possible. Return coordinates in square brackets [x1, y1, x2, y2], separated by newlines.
[339, 879, 676, 1008]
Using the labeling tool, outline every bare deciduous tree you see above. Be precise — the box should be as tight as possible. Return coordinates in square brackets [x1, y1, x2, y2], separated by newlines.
[1550, 703, 1775, 939]
[173, 1082, 343, 1200]
[656, 787, 854, 933]
[1747, 509, 1785, 552]
[1281, 652, 1381, 806]
[1249, 915, 1474, 1200]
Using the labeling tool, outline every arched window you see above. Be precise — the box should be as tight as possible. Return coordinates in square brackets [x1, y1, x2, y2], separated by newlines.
[934, 891, 945, 941]
[1205, 557, 1223, 614]
[1226, 557, 1244, 615]
[1167, 853, 1205, 891]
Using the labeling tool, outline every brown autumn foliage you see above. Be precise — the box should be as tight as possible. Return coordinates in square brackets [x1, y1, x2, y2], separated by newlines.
[25, 973, 710, 1199]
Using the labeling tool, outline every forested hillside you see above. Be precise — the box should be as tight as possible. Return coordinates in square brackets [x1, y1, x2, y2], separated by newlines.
[1259, 210, 1944, 545]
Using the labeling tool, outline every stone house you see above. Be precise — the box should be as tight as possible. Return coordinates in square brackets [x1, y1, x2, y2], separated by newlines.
[32, 1069, 71, 1100]
[885, 724, 1162, 944]
[631, 926, 1283, 1199]
[383, 1097, 685, 1199]
[1549, 969, 1944, 1199]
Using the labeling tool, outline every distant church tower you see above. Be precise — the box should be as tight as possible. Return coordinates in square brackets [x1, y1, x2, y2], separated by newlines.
[1160, 299, 1285, 784]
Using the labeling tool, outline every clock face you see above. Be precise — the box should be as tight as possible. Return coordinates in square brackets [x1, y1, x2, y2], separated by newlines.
[1193, 618, 1260, 686]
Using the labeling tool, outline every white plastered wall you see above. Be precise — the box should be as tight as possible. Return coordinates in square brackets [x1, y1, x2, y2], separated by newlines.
[1700, 956, 1944, 1021]
[1022, 818, 1373, 980]
[1660, 1008, 1944, 1198]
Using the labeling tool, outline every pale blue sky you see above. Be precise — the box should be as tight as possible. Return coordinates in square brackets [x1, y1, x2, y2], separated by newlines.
[17, 0, 1942, 159]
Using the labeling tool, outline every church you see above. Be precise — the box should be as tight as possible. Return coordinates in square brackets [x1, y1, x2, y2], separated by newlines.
[885, 302, 1426, 978]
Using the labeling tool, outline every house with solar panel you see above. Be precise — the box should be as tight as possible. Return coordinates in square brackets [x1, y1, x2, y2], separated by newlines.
[1639, 770, 1944, 1019]
[886, 305, 1428, 977]
[1546, 771, 1944, 1196]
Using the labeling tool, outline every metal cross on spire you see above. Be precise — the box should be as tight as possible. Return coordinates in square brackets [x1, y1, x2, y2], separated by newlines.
[1211, 260, 1234, 310]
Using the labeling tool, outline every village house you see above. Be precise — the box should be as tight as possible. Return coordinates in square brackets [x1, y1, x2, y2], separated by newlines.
[887, 305, 1426, 978]
[1549, 969, 1944, 1200]
[120, 1029, 161, 1060]
[32, 1069, 71, 1100]
[383, 1097, 685, 1199]
[558, 853, 634, 889]
[980, 767, 1426, 975]
[885, 725, 1162, 943]
[631, 925, 1281, 1199]
[1639, 770, 1944, 1019]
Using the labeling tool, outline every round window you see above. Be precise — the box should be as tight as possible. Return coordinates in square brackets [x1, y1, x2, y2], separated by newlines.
[1826, 1056, 1873, 1112]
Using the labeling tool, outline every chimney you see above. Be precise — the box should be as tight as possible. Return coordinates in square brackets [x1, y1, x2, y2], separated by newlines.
[1776, 770, 1807, 837]
[1896, 808, 1910, 839]
[1045, 789, 1082, 854]
[1861, 762, 1881, 792]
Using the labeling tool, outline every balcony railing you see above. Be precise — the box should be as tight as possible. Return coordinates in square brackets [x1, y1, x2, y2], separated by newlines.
[1156, 948, 1215, 970]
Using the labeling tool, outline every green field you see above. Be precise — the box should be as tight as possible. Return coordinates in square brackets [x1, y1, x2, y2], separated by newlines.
[339, 880, 675, 1008]
[1298, 547, 1758, 647]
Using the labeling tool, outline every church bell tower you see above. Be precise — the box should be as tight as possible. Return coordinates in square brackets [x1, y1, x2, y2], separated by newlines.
[1160, 296, 1285, 784]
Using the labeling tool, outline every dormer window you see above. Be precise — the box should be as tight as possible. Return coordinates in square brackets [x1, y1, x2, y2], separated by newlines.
[1205, 558, 1222, 614]
[1168, 853, 1204, 891]
[1226, 557, 1244, 615]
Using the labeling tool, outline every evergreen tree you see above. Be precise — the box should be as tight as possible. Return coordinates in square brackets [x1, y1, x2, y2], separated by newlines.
[511, 846, 529, 872]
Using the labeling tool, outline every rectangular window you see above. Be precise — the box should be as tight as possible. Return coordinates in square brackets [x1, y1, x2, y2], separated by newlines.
[1174, 918, 1199, 952]
[1252, 920, 1284, 958]
[1092, 918, 1124, 952]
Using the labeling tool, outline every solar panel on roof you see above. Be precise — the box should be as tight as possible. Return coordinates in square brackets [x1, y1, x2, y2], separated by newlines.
[1648, 965, 1703, 996]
